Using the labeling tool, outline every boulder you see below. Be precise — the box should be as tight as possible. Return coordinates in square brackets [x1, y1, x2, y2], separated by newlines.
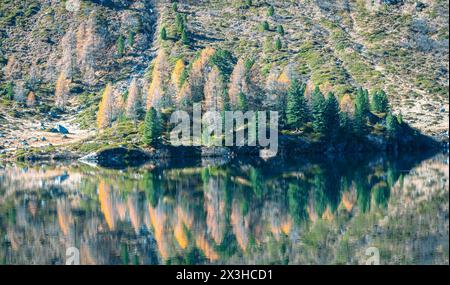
[79, 147, 151, 168]
[51, 125, 69, 134]
[48, 111, 60, 119]
[415, 1, 427, 11]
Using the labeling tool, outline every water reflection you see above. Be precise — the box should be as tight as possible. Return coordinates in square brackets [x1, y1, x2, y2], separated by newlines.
[0, 152, 448, 265]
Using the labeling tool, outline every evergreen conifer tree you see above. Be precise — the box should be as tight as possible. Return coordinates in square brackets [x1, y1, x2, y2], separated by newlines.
[143, 107, 162, 145]
[277, 25, 285, 36]
[181, 28, 189, 45]
[268, 5, 275, 17]
[6, 82, 14, 101]
[354, 87, 370, 137]
[127, 31, 135, 47]
[325, 92, 340, 140]
[160, 26, 167, 41]
[117, 35, 125, 57]
[355, 87, 370, 117]
[275, 37, 282, 50]
[379, 90, 389, 112]
[386, 112, 398, 138]
[286, 80, 308, 129]
[311, 86, 327, 135]
[175, 13, 185, 35]
[238, 92, 248, 112]
[373, 90, 389, 113]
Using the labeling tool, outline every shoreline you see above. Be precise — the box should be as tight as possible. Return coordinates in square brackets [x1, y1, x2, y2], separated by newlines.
[2, 131, 445, 169]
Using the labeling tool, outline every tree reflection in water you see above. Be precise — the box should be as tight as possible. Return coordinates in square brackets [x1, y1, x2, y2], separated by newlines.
[0, 152, 448, 265]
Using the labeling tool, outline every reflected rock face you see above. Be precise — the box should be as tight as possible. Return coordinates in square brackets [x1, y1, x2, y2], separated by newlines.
[0, 153, 448, 264]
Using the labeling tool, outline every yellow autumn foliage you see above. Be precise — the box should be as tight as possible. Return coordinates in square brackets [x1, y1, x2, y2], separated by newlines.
[228, 58, 247, 108]
[26, 91, 36, 107]
[97, 83, 114, 129]
[174, 222, 189, 249]
[147, 49, 170, 110]
[98, 180, 116, 230]
[340, 94, 355, 115]
[171, 59, 185, 88]
[55, 73, 70, 108]
[195, 235, 219, 261]
[277, 70, 291, 86]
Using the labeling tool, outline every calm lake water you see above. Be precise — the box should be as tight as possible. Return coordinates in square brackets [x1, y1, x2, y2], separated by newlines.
[0, 152, 448, 265]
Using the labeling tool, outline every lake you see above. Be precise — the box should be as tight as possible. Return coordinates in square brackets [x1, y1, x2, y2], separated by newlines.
[0, 151, 448, 265]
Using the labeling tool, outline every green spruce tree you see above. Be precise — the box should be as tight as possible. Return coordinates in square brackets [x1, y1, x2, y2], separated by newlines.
[160, 26, 167, 41]
[355, 87, 370, 117]
[238, 92, 248, 112]
[6, 82, 14, 101]
[386, 112, 398, 139]
[378, 90, 389, 113]
[261, 21, 269, 31]
[117, 35, 125, 57]
[127, 31, 135, 48]
[339, 111, 353, 140]
[325, 92, 340, 141]
[371, 90, 389, 113]
[181, 27, 189, 45]
[311, 86, 327, 135]
[354, 87, 370, 137]
[353, 111, 367, 138]
[267, 5, 275, 17]
[277, 24, 285, 36]
[143, 107, 162, 145]
[275, 37, 282, 50]
[175, 13, 185, 35]
[286, 80, 308, 129]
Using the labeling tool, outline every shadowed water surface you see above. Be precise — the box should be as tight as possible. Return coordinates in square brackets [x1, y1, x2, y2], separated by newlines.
[0, 152, 448, 265]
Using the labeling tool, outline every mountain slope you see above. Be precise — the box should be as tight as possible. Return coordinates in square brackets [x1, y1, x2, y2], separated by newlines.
[154, 0, 448, 136]
[0, 0, 448, 155]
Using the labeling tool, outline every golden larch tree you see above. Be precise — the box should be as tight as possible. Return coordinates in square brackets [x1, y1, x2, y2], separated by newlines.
[13, 81, 26, 103]
[55, 73, 70, 109]
[265, 69, 280, 106]
[228, 58, 248, 109]
[147, 49, 170, 110]
[76, 12, 99, 85]
[169, 59, 185, 103]
[76, 21, 86, 65]
[171, 59, 185, 89]
[188, 47, 215, 103]
[97, 83, 115, 129]
[126, 78, 142, 121]
[176, 81, 193, 110]
[340, 94, 355, 116]
[59, 28, 76, 80]
[204, 66, 224, 111]
[277, 65, 293, 91]
[26, 91, 36, 107]
[4, 55, 20, 80]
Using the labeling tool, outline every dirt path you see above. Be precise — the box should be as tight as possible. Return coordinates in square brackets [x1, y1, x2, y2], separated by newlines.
[0, 112, 95, 154]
